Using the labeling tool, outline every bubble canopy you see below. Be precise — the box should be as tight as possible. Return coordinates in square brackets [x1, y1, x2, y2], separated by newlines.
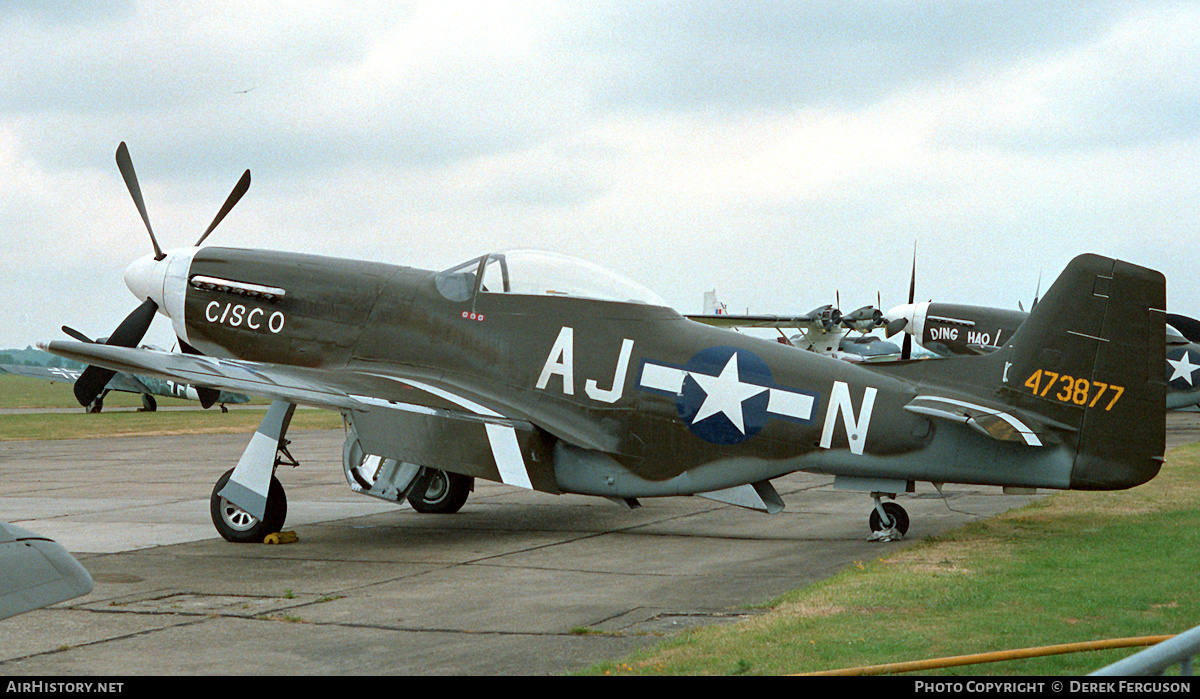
[435, 250, 670, 308]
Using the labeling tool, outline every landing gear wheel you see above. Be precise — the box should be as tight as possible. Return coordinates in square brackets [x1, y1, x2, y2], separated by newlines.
[869, 501, 910, 536]
[407, 470, 473, 514]
[210, 468, 288, 543]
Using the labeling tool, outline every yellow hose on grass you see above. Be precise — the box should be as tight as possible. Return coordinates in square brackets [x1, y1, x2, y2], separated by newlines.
[797, 635, 1175, 676]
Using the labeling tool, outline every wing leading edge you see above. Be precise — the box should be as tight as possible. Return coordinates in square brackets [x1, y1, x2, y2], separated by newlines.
[40, 341, 570, 496]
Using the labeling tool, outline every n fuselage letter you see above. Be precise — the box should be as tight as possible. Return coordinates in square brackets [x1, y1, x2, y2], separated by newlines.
[819, 381, 877, 455]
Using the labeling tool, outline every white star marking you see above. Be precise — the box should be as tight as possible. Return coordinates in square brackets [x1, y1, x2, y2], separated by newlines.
[1168, 351, 1200, 385]
[688, 354, 768, 434]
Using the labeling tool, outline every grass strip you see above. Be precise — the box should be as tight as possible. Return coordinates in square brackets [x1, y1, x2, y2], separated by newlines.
[0, 407, 343, 440]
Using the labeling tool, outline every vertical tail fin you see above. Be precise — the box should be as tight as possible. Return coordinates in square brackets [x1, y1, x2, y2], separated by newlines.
[998, 254, 1166, 489]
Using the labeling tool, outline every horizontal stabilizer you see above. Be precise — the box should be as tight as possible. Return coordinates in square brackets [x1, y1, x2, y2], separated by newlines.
[904, 395, 1049, 447]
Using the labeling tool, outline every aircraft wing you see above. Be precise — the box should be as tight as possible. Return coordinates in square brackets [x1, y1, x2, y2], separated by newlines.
[0, 523, 93, 621]
[0, 363, 149, 394]
[41, 340, 616, 458]
[44, 341, 384, 410]
[687, 313, 826, 330]
[42, 340, 590, 498]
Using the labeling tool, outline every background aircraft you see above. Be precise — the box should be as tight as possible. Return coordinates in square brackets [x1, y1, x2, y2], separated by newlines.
[44, 143, 1168, 547]
[689, 292, 900, 362]
[1, 332, 252, 413]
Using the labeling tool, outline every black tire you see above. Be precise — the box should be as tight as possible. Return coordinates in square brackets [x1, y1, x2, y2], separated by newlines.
[869, 501, 910, 535]
[407, 470, 472, 514]
[210, 468, 287, 543]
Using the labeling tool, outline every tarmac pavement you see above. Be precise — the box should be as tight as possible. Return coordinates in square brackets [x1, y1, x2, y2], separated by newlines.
[1, 412, 1196, 675]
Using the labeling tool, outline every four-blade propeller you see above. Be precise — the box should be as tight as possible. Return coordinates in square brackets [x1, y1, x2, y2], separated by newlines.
[70, 142, 251, 408]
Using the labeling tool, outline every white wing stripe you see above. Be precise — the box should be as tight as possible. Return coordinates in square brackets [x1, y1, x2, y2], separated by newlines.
[368, 375, 533, 489]
[914, 395, 1043, 447]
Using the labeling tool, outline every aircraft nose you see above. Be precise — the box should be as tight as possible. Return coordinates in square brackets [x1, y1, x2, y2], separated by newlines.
[124, 252, 168, 306]
[885, 303, 915, 335]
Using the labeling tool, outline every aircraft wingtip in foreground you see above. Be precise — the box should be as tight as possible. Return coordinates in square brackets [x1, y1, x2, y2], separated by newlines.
[0, 523, 93, 621]
[44, 143, 1167, 545]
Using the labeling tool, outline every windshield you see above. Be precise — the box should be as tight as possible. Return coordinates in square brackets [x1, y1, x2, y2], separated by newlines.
[476, 250, 669, 307]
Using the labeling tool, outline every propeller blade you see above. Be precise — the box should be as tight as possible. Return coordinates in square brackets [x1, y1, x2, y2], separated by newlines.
[885, 317, 908, 337]
[174, 337, 223, 409]
[73, 366, 115, 408]
[105, 297, 159, 349]
[195, 169, 251, 247]
[71, 298, 159, 407]
[902, 245, 916, 360]
[115, 142, 165, 261]
[907, 251, 916, 305]
[196, 386, 220, 410]
[61, 326, 94, 343]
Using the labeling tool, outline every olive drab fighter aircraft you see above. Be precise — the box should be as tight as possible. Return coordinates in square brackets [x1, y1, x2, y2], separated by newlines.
[45, 143, 1168, 544]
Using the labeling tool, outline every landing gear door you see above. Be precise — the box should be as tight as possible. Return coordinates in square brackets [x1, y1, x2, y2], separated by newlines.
[344, 402, 558, 494]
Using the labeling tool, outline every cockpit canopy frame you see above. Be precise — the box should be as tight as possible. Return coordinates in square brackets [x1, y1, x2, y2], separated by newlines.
[435, 249, 669, 308]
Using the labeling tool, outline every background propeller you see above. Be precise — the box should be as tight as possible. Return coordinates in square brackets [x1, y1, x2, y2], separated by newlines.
[69, 142, 250, 408]
[61, 325, 95, 344]
[72, 297, 159, 406]
[899, 251, 916, 360]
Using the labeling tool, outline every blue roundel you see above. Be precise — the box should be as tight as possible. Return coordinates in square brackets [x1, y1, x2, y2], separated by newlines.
[677, 346, 773, 445]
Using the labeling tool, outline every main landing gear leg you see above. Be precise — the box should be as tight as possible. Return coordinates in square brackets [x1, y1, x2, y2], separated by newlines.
[211, 400, 296, 543]
[867, 493, 910, 542]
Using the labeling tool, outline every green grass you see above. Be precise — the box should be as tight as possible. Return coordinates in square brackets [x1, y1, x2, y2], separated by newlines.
[584, 445, 1200, 676]
[0, 372, 271, 410]
[0, 373, 152, 409]
[0, 407, 344, 440]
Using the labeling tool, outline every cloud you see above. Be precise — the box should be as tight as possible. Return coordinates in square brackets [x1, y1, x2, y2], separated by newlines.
[3, 1, 1200, 350]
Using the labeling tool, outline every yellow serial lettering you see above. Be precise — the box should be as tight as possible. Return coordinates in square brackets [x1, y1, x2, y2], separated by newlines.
[1023, 369, 1123, 410]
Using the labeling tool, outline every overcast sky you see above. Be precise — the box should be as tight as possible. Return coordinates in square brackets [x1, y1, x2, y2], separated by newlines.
[4, 1, 1200, 350]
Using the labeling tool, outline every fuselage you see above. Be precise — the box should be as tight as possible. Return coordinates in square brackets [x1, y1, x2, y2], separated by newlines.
[122, 246, 1094, 494]
[885, 301, 1026, 356]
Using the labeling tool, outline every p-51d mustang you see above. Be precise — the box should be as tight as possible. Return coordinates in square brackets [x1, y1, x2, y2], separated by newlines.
[45, 144, 1167, 543]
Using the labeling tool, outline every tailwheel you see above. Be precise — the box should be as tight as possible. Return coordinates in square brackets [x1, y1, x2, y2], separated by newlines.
[868, 499, 909, 540]
[407, 469, 473, 514]
[210, 468, 288, 543]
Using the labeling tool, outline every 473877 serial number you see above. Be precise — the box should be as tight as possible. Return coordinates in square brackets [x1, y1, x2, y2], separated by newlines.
[1024, 369, 1124, 410]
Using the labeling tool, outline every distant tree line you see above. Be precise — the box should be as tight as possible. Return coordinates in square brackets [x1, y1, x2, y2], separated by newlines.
[0, 347, 87, 370]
